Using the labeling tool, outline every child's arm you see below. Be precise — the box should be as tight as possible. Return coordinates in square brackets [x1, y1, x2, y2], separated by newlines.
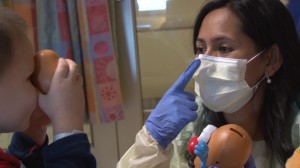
[37, 58, 96, 167]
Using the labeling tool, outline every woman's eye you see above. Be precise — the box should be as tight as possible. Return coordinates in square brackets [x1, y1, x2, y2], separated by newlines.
[196, 47, 206, 54]
[219, 46, 233, 54]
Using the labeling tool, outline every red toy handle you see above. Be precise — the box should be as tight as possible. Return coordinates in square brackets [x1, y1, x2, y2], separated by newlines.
[188, 136, 198, 156]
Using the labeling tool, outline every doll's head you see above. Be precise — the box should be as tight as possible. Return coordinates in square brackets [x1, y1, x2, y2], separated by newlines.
[206, 124, 252, 168]
[193, 124, 252, 168]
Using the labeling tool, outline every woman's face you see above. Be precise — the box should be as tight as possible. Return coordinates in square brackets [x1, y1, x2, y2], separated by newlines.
[0, 33, 37, 132]
[196, 7, 266, 87]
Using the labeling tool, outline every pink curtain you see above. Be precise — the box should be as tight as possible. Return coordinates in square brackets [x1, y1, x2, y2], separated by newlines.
[1, 0, 124, 123]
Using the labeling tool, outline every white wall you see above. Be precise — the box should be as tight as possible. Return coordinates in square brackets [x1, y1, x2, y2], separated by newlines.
[136, 0, 204, 100]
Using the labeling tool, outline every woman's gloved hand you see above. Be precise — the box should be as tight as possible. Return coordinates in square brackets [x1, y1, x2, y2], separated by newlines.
[145, 59, 201, 148]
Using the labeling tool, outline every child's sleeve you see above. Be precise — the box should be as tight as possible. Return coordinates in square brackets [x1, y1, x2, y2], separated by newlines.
[42, 133, 96, 168]
[7, 132, 47, 168]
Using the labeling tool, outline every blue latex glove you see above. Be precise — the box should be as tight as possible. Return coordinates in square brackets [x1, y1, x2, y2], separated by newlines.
[145, 59, 200, 148]
[194, 140, 208, 168]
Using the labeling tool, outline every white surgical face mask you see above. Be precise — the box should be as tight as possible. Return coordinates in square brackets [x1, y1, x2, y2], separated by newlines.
[193, 51, 265, 113]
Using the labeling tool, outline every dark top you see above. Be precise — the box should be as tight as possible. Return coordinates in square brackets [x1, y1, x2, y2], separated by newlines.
[6, 132, 96, 168]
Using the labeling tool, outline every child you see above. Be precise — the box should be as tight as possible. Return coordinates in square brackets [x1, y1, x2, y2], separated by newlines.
[0, 7, 96, 167]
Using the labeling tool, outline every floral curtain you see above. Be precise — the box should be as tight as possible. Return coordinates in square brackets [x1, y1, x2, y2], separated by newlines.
[0, 0, 124, 123]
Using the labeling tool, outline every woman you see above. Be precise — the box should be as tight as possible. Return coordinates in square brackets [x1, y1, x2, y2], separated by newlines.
[118, 0, 300, 167]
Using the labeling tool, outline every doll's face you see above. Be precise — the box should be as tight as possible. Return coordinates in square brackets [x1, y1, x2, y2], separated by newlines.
[0, 33, 37, 132]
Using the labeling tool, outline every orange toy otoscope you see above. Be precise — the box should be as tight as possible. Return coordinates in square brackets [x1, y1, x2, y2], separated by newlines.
[31, 49, 59, 94]
[188, 124, 253, 168]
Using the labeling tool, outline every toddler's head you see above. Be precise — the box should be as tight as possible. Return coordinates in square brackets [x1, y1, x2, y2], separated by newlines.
[0, 7, 37, 132]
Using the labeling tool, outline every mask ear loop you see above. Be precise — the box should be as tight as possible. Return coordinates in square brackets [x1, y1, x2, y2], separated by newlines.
[247, 50, 266, 63]
[249, 50, 269, 93]
[252, 75, 267, 92]
[265, 51, 274, 84]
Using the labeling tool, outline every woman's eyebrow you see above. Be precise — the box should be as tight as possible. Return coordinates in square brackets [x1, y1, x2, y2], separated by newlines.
[196, 38, 205, 43]
[196, 36, 235, 44]
[212, 36, 235, 43]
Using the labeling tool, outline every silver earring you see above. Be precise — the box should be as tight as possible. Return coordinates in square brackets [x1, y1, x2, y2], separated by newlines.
[266, 75, 272, 84]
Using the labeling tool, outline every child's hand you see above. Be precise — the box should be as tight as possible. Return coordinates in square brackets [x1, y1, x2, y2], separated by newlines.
[22, 106, 50, 145]
[38, 58, 84, 135]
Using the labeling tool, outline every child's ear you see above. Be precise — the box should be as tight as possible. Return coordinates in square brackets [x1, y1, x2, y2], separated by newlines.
[264, 44, 283, 77]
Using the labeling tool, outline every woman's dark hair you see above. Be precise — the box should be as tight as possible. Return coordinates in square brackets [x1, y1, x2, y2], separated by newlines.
[189, 0, 300, 166]
[0, 7, 27, 75]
